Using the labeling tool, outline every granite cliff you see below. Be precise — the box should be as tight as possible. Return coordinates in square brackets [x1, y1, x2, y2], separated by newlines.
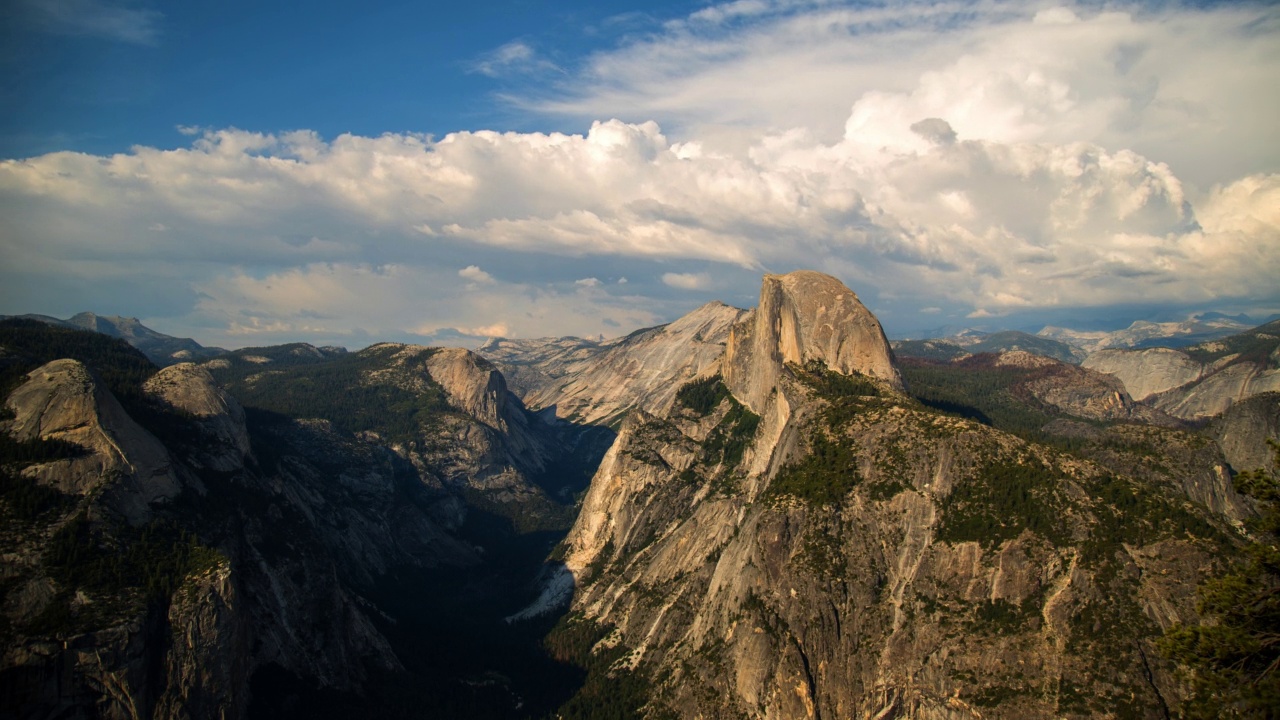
[480, 301, 747, 427]
[3, 272, 1274, 719]
[1083, 320, 1280, 419]
[537, 272, 1248, 719]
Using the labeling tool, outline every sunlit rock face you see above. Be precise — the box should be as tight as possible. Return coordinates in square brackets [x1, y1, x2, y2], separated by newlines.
[144, 362, 251, 472]
[1083, 348, 1207, 402]
[481, 301, 748, 427]
[550, 271, 1235, 720]
[724, 270, 901, 414]
[6, 358, 181, 524]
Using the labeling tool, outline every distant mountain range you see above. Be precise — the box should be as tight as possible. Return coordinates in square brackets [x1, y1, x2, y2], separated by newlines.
[893, 314, 1278, 364]
[893, 330, 1086, 363]
[2, 312, 227, 366]
[1037, 316, 1263, 353]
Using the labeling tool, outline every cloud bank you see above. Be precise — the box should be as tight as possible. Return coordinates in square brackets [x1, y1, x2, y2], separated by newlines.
[1, 1, 1277, 347]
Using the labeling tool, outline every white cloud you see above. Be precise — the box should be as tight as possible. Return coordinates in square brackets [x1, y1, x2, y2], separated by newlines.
[463, 322, 510, 338]
[0, 1, 1276, 345]
[459, 265, 495, 283]
[662, 272, 710, 290]
[471, 40, 561, 77]
[535, 1, 1280, 188]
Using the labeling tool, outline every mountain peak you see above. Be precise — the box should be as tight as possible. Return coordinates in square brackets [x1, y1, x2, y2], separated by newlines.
[724, 270, 901, 412]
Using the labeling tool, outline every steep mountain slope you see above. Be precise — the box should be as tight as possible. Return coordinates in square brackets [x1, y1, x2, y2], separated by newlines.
[540, 272, 1244, 719]
[0, 321, 596, 719]
[202, 341, 603, 517]
[479, 301, 748, 427]
[1209, 392, 1280, 475]
[5, 312, 227, 366]
[902, 351, 1175, 430]
[1083, 320, 1280, 418]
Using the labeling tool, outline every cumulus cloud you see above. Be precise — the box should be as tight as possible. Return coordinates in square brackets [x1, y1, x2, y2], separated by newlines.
[459, 265, 495, 283]
[910, 118, 957, 146]
[0, 1, 1276, 345]
[536, 1, 1280, 187]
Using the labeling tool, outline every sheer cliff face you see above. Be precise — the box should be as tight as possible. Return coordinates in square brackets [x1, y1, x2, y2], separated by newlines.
[557, 274, 1236, 720]
[481, 301, 748, 427]
[724, 271, 901, 415]
[1082, 324, 1280, 419]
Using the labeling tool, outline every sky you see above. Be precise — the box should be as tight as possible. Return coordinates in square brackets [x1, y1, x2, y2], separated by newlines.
[1, 0, 1277, 349]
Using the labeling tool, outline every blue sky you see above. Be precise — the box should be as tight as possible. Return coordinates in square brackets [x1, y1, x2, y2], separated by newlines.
[1, 0, 1278, 348]
[1, 1, 694, 157]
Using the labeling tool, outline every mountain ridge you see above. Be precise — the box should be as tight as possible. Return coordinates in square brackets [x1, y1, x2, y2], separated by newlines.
[4, 312, 227, 367]
[3, 272, 1276, 718]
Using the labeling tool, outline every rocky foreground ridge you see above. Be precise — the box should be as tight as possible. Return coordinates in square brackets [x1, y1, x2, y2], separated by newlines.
[0, 321, 604, 718]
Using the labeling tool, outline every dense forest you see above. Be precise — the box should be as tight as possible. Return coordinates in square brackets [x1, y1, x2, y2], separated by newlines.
[207, 344, 452, 446]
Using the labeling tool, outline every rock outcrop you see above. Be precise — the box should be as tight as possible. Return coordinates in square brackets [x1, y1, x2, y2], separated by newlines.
[1008, 352, 1174, 424]
[0, 325, 579, 719]
[723, 270, 901, 414]
[481, 301, 747, 427]
[546, 272, 1236, 719]
[1210, 392, 1280, 474]
[1083, 321, 1280, 419]
[1082, 348, 1206, 401]
[1150, 358, 1280, 419]
[6, 358, 181, 524]
[144, 363, 251, 472]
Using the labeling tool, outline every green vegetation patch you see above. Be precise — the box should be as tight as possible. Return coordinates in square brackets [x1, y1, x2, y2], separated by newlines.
[675, 375, 731, 417]
[0, 433, 81, 521]
[1081, 474, 1218, 565]
[767, 431, 861, 506]
[794, 359, 881, 400]
[1160, 440, 1280, 717]
[44, 512, 225, 604]
[705, 399, 760, 470]
[971, 596, 1041, 634]
[544, 613, 663, 720]
[0, 319, 157, 403]
[936, 457, 1068, 547]
[675, 376, 761, 476]
[1181, 319, 1280, 367]
[899, 357, 1060, 441]
[211, 345, 451, 446]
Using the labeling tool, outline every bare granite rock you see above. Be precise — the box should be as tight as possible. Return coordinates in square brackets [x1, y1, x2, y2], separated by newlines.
[5, 358, 181, 524]
[724, 270, 901, 414]
[1083, 348, 1205, 401]
[145, 362, 251, 472]
[481, 301, 748, 427]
